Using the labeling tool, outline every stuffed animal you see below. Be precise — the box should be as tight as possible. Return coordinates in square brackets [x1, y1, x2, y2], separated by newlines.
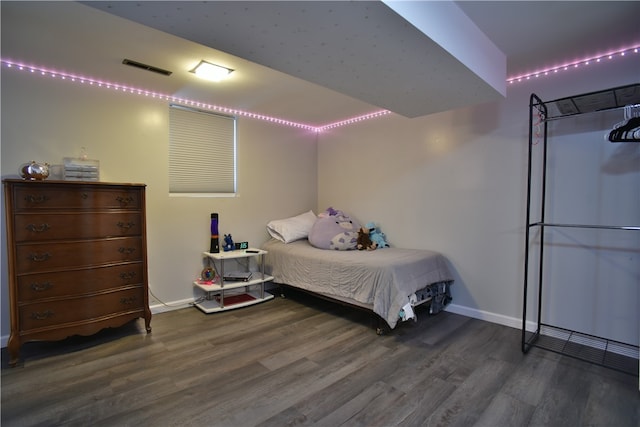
[318, 206, 341, 218]
[309, 212, 360, 250]
[366, 221, 389, 248]
[223, 234, 235, 251]
[357, 227, 377, 251]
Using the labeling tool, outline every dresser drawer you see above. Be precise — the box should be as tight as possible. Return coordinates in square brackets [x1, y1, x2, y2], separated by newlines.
[17, 262, 144, 302]
[19, 286, 145, 331]
[13, 212, 143, 242]
[12, 184, 142, 211]
[16, 237, 143, 273]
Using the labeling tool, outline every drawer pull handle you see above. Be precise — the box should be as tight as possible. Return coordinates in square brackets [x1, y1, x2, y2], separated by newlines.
[30, 310, 54, 320]
[119, 271, 137, 281]
[26, 223, 51, 233]
[30, 282, 52, 292]
[29, 252, 52, 262]
[117, 221, 136, 230]
[80, 193, 89, 199]
[120, 297, 137, 305]
[116, 196, 135, 206]
[118, 247, 136, 255]
[24, 194, 49, 204]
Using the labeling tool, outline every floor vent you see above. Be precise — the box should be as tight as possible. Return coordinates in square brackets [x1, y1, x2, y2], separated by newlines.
[122, 59, 172, 76]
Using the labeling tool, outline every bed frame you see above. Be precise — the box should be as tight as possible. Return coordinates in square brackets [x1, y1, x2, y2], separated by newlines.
[276, 282, 447, 335]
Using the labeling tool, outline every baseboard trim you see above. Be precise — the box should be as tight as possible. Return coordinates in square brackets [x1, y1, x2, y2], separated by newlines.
[445, 303, 528, 330]
[445, 304, 638, 361]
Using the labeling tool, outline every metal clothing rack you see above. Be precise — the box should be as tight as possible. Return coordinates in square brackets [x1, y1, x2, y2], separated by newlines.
[521, 83, 640, 376]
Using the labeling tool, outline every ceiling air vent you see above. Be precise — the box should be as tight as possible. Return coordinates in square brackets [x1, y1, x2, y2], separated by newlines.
[122, 59, 172, 76]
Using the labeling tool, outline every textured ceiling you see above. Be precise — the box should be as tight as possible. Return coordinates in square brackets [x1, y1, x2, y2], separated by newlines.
[84, 0, 507, 118]
[82, 0, 640, 118]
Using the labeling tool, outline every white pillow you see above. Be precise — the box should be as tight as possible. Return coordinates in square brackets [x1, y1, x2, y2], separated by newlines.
[267, 210, 317, 243]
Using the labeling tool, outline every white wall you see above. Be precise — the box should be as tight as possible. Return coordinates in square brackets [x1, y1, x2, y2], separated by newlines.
[317, 56, 639, 345]
[1, 66, 317, 344]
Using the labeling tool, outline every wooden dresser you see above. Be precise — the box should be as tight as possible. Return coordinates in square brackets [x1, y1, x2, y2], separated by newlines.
[3, 179, 152, 366]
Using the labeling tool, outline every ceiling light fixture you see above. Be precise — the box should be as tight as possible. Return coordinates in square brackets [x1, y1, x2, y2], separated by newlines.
[190, 60, 233, 82]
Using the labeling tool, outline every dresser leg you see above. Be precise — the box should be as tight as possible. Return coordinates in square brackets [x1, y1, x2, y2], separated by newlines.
[7, 334, 20, 367]
[144, 310, 152, 333]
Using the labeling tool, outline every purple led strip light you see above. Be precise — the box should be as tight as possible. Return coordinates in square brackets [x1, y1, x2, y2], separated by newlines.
[1, 59, 328, 131]
[1, 58, 391, 132]
[3, 45, 638, 130]
[507, 45, 639, 84]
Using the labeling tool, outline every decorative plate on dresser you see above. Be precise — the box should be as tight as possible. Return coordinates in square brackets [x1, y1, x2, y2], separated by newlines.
[3, 179, 152, 366]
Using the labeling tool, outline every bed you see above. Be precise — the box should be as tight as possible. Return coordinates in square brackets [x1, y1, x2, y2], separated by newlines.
[262, 238, 454, 332]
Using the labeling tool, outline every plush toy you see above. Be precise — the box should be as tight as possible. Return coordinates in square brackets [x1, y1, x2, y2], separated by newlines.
[318, 206, 341, 218]
[309, 212, 360, 250]
[357, 227, 377, 251]
[366, 221, 389, 248]
[223, 234, 235, 251]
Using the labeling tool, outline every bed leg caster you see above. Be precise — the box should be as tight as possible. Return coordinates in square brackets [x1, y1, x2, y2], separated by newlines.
[376, 327, 384, 336]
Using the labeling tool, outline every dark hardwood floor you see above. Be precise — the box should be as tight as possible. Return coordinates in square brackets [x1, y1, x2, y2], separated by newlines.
[2, 290, 639, 426]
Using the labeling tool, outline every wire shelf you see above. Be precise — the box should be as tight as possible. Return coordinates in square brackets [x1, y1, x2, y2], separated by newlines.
[524, 324, 639, 376]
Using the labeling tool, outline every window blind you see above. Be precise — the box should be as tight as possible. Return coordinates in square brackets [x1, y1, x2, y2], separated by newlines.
[169, 104, 236, 194]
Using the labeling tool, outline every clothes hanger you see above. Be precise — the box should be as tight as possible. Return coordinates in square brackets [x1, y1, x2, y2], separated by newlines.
[608, 104, 640, 142]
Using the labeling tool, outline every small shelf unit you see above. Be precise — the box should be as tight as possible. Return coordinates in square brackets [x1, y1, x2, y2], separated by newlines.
[522, 83, 640, 376]
[194, 249, 274, 313]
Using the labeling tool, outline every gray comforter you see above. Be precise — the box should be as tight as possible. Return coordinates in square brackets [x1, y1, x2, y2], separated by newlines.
[262, 239, 454, 328]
